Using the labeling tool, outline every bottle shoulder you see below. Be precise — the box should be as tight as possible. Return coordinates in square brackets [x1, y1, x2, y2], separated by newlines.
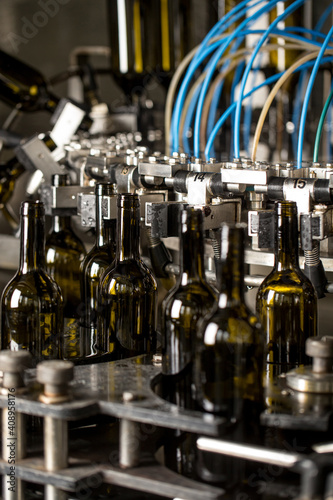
[257, 268, 316, 297]
[81, 246, 114, 272]
[46, 229, 86, 256]
[1, 270, 63, 302]
[199, 304, 263, 345]
[163, 280, 217, 310]
[100, 259, 157, 291]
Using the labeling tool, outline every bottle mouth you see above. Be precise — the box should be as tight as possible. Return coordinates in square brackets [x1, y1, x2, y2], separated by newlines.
[181, 206, 203, 231]
[20, 200, 45, 217]
[220, 222, 245, 261]
[276, 200, 297, 217]
[117, 193, 140, 208]
[51, 173, 69, 187]
[96, 182, 116, 196]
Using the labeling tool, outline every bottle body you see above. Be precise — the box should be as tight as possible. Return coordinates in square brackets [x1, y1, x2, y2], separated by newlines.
[46, 216, 86, 359]
[195, 303, 264, 419]
[46, 216, 86, 317]
[195, 223, 264, 485]
[45, 174, 86, 360]
[1, 201, 63, 365]
[80, 183, 116, 358]
[256, 201, 317, 382]
[99, 194, 157, 359]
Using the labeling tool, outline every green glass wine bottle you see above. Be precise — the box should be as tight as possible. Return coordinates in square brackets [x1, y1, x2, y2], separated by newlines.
[0, 49, 59, 113]
[80, 182, 116, 359]
[195, 223, 264, 485]
[1, 200, 63, 365]
[162, 207, 218, 406]
[256, 200, 317, 383]
[98, 193, 157, 359]
[161, 206, 218, 477]
[45, 174, 86, 360]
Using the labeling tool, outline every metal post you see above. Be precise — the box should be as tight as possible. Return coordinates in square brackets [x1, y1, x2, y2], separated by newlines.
[37, 360, 74, 500]
[0, 350, 32, 500]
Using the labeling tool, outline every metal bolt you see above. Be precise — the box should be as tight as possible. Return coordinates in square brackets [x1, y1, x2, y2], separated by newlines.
[306, 336, 333, 374]
[37, 360, 73, 500]
[37, 360, 74, 399]
[0, 350, 32, 389]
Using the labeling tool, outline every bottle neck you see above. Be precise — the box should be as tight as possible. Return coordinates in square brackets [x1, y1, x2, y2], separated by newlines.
[274, 203, 299, 271]
[52, 215, 71, 233]
[218, 225, 245, 307]
[96, 196, 115, 249]
[19, 212, 45, 273]
[179, 212, 205, 283]
[116, 204, 140, 261]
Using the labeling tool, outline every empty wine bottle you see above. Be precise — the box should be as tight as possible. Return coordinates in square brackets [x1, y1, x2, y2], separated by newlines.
[1, 201, 63, 365]
[0, 49, 92, 131]
[98, 193, 157, 359]
[161, 206, 217, 477]
[195, 223, 264, 485]
[80, 182, 116, 359]
[45, 174, 86, 360]
[0, 49, 59, 113]
[162, 207, 217, 406]
[256, 200, 317, 383]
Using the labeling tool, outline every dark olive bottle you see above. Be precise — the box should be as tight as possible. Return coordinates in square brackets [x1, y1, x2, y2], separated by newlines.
[162, 207, 218, 406]
[80, 183, 116, 359]
[99, 193, 157, 359]
[195, 223, 264, 485]
[1, 201, 63, 365]
[45, 174, 86, 360]
[161, 206, 218, 478]
[0, 49, 59, 113]
[256, 201, 317, 383]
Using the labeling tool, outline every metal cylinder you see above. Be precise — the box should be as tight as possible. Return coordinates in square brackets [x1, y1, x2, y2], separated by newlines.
[119, 392, 140, 469]
[119, 418, 141, 469]
[0, 350, 31, 500]
[44, 417, 68, 471]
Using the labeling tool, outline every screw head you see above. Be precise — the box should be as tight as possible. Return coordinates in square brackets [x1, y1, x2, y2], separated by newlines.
[0, 350, 32, 373]
[36, 360, 74, 386]
[306, 336, 333, 359]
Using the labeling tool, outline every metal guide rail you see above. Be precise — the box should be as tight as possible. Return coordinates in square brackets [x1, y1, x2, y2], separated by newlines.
[0, 352, 333, 499]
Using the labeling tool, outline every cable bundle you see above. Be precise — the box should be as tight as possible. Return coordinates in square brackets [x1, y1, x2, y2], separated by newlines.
[166, 0, 333, 167]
